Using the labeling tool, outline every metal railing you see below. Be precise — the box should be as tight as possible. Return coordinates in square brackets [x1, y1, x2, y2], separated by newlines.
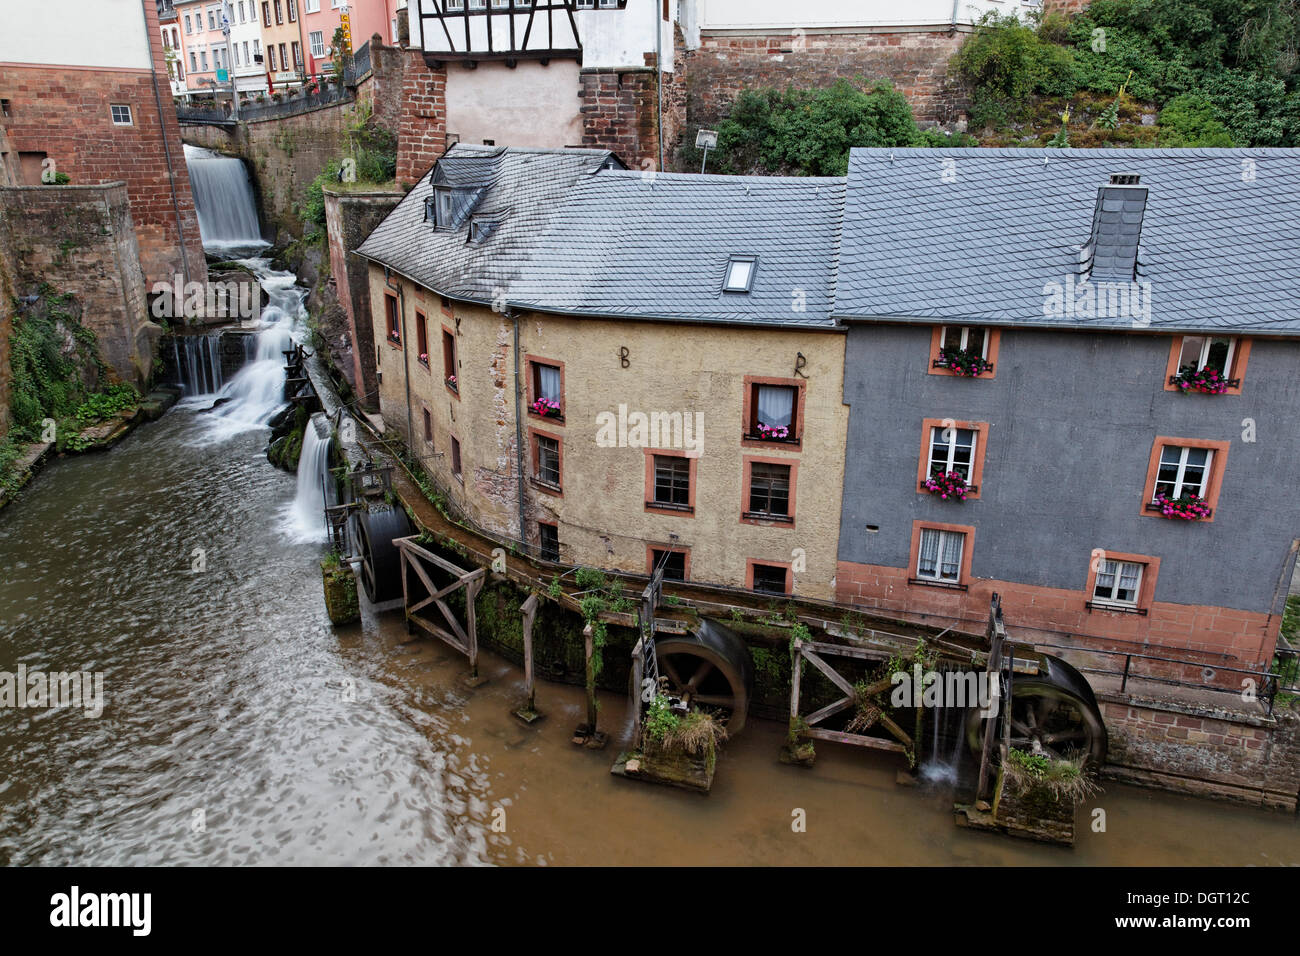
[1033, 641, 1293, 716]
[350, 41, 372, 83]
[176, 83, 354, 125]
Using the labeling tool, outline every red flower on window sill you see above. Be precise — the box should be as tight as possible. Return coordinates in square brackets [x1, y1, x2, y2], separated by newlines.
[1151, 492, 1211, 520]
[445, 374, 457, 390]
[531, 397, 561, 418]
[936, 347, 993, 377]
[418, 352, 429, 366]
[1170, 366, 1234, 394]
[923, 470, 970, 501]
[755, 422, 789, 441]
[387, 331, 401, 345]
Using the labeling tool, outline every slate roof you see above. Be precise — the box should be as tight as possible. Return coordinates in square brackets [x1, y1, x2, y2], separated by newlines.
[355, 144, 844, 329]
[508, 171, 843, 327]
[355, 145, 619, 306]
[836, 147, 1300, 335]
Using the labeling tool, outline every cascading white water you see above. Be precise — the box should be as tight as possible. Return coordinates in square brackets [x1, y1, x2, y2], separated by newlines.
[184, 144, 266, 251]
[200, 259, 306, 433]
[175, 331, 246, 396]
[286, 414, 332, 543]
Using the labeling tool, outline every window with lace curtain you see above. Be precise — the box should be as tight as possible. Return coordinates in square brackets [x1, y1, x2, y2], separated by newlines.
[1093, 559, 1142, 608]
[527, 357, 563, 420]
[744, 380, 800, 444]
[916, 528, 964, 584]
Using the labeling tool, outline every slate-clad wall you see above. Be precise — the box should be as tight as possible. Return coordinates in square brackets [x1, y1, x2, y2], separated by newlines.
[836, 324, 1300, 665]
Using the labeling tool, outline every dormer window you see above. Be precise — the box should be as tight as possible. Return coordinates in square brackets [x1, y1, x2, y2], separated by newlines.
[427, 187, 454, 229]
[469, 218, 497, 243]
[724, 255, 757, 293]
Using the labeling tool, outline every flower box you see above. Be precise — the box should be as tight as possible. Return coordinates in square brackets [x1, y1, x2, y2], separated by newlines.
[531, 397, 562, 419]
[1148, 492, 1211, 520]
[747, 422, 795, 442]
[1169, 366, 1237, 394]
[922, 470, 972, 501]
[445, 374, 458, 392]
[387, 331, 401, 345]
[935, 347, 994, 377]
[418, 352, 429, 367]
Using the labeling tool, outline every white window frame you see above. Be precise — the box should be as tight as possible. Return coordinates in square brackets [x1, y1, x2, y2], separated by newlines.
[928, 426, 976, 481]
[939, 325, 989, 358]
[724, 255, 756, 293]
[1093, 559, 1143, 608]
[109, 104, 133, 126]
[309, 30, 324, 58]
[916, 528, 965, 584]
[446, 0, 465, 9]
[1154, 446, 1213, 501]
[468, 0, 487, 8]
[1177, 335, 1236, 375]
[491, 0, 510, 8]
[305, 0, 319, 10]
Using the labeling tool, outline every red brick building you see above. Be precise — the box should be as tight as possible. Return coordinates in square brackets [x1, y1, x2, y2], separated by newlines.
[0, 0, 206, 286]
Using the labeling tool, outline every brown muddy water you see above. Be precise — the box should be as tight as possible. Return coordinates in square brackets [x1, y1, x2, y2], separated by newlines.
[0, 405, 1296, 866]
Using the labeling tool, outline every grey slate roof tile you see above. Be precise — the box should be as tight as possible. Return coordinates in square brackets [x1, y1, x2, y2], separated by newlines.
[355, 144, 843, 329]
[836, 147, 1300, 335]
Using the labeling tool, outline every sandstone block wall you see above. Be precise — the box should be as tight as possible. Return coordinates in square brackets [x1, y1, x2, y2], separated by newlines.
[0, 183, 155, 386]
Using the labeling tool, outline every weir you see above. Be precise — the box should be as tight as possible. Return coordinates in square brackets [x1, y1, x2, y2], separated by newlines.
[183, 144, 265, 250]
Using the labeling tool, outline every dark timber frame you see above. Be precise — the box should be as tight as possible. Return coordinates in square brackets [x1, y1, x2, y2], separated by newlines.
[788, 638, 914, 756]
[397, 534, 487, 680]
[420, 0, 617, 67]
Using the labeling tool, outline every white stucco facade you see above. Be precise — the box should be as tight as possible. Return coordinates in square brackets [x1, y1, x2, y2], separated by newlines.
[0, 0, 154, 69]
[226, 0, 269, 93]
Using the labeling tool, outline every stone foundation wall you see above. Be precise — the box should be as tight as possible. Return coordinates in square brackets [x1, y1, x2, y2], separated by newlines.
[682, 29, 970, 141]
[1101, 696, 1300, 811]
[323, 188, 402, 409]
[835, 560, 1280, 672]
[0, 183, 155, 386]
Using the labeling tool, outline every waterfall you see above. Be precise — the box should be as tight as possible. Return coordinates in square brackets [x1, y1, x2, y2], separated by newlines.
[184, 144, 266, 252]
[176, 332, 226, 396]
[196, 258, 307, 436]
[287, 414, 333, 543]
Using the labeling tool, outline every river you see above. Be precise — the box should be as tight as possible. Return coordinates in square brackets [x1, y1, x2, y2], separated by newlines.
[0, 390, 1296, 865]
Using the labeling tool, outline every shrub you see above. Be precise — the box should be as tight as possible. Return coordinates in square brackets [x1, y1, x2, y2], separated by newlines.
[699, 79, 958, 177]
[955, 11, 1078, 129]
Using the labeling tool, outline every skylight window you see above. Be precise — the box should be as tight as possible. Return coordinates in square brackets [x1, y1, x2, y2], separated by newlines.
[724, 256, 756, 293]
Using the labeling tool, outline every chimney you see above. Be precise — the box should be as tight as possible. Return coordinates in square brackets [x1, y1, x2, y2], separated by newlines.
[1084, 175, 1147, 280]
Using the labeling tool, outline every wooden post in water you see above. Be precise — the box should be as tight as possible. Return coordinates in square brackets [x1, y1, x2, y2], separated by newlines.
[584, 622, 597, 732]
[514, 593, 541, 723]
[975, 594, 1006, 810]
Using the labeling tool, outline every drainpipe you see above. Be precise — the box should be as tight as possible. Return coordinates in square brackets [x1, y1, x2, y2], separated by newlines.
[144, 0, 193, 286]
[951, 0, 960, 34]
[509, 309, 527, 549]
[383, 267, 414, 446]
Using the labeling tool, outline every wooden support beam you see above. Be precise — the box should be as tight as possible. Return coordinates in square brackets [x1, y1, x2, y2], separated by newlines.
[515, 593, 541, 722]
